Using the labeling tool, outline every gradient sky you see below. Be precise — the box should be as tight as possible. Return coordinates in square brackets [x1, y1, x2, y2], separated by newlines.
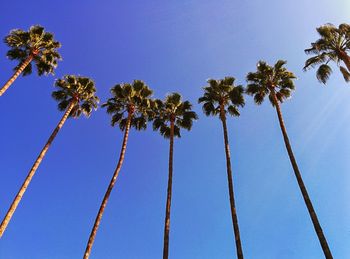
[0, 0, 349, 258]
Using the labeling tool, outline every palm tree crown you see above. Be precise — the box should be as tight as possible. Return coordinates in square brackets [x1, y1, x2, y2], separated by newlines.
[102, 80, 154, 130]
[153, 93, 198, 138]
[246, 60, 296, 105]
[4, 25, 61, 76]
[304, 23, 350, 83]
[198, 77, 245, 119]
[52, 75, 99, 118]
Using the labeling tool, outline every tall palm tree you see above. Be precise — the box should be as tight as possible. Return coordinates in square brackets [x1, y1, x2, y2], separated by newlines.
[198, 77, 245, 259]
[0, 25, 61, 96]
[304, 23, 350, 84]
[246, 60, 333, 259]
[152, 93, 197, 259]
[0, 75, 99, 237]
[83, 80, 153, 259]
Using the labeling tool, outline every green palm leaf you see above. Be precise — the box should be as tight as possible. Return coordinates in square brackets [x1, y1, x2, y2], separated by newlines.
[316, 64, 332, 84]
[339, 66, 350, 82]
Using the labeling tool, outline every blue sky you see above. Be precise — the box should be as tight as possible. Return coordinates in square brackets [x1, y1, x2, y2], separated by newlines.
[0, 0, 349, 258]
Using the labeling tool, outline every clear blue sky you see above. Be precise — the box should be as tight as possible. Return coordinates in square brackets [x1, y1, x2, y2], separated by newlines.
[0, 0, 349, 258]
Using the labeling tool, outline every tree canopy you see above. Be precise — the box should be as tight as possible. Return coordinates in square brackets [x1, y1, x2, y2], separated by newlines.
[4, 25, 61, 76]
[52, 75, 99, 118]
[153, 93, 197, 138]
[198, 77, 245, 119]
[102, 80, 154, 131]
[246, 60, 296, 106]
[304, 23, 350, 83]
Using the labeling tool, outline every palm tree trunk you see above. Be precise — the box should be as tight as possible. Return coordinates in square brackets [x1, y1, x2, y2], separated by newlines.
[220, 108, 244, 259]
[0, 100, 75, 237]
[83, 113, 132, 259]
[271, 91, 333, 259]
[0, 55, 34, 96]
[162, 119, 174, 259]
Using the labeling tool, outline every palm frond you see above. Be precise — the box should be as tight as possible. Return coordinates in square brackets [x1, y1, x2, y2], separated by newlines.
[253, 92, 265, 105]
[6, 48, 28, 60]
[58, 100, 70, 112]
[274, 60, 287, 71]
[316, 64, 332, 84]
[131, 116, 147, 131]
[227, 105, 240, 116]
[119, 118, 128, 131]
[339, 66, 350, 82]
[174, 125, 181, 138]
[245, 83, 260, 95]
[201, 101, 217, 116]
[229, 85, 245, 107]
[21, 62, 32, 76]
[303, 54, 329, 70]
[111, 113, 124, 126]
[4, 29, 29, 47]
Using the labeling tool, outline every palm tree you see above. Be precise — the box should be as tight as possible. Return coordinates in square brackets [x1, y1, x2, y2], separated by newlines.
[83, 80, 153, 259]
[304, 23, 350, 84]
[0, 75, 99, 237]
[246, 60, 333, 259]
[152, 93, 197, 259]
[0, 25, 61, 96]
[198, 77, 245, 259]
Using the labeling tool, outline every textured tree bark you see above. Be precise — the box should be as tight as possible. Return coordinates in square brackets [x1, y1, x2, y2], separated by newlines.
[271, 91, 333, 259]
[162, 119, 174, 259]
[83, 112, 132, 259]
[220, 106, 244, 259]
[0, 55, 34, 96]
[0, 100, 75, 237]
